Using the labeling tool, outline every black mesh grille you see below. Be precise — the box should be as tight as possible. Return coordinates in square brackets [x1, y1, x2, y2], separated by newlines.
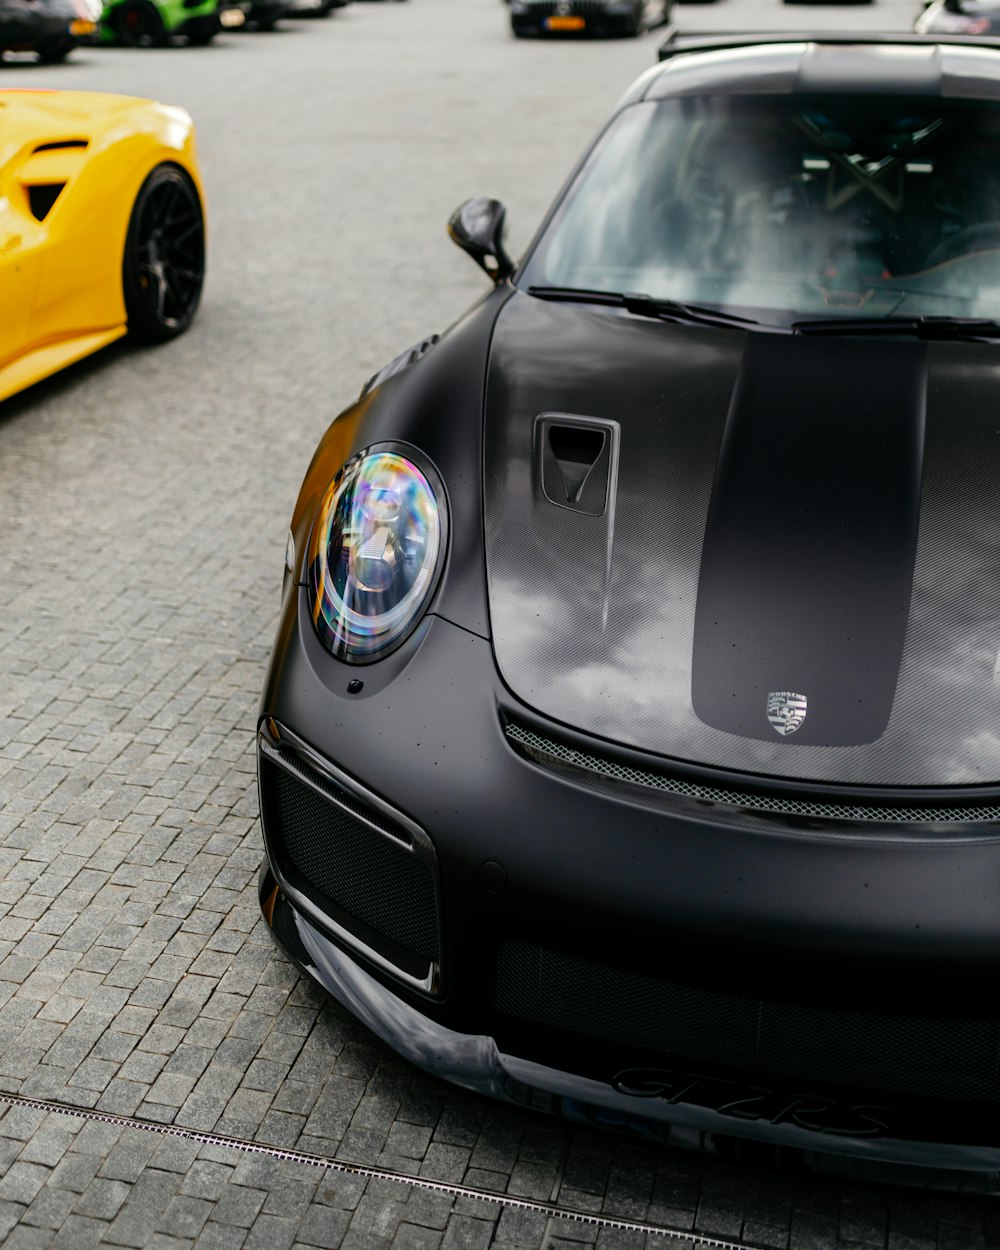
[505, 722, 1000, 832]
[496, 940, 1000, 1104]
[261, 753, 439, 980]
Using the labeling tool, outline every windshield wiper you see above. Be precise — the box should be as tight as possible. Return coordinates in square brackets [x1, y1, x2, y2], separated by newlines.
[526, 285, 760, 331]
[792, 315, 1000, 342]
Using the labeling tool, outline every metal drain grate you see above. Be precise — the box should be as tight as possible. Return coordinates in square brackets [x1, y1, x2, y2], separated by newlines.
[0, 1092, 735, 1250]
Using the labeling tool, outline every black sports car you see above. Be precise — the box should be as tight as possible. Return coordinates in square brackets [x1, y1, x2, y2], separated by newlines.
[259, 32, 1000, 1186]
[509, 0, 670, 38]
[785, 0, 872, 7]
[287, 0, 348, 17]
[227, 0, 289, 28]
[917, 0, 1000, 35]
[0, 0, 95, 59]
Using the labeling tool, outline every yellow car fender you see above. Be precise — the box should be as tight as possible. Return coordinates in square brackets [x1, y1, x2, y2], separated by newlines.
[0, 91, 206, 402]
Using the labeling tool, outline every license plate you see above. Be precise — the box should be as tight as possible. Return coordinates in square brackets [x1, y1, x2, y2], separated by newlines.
[219, 8, 246, 25]
[69, 18, 95, 33]
[545, 14, 585, 30]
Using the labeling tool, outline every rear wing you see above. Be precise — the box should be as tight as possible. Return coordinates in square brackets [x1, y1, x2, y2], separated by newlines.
[658, 30, 1000, 62]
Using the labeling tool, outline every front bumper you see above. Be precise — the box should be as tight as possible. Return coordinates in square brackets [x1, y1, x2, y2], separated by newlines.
[263, 860, 1000, 1191]
[258, 585, 1000, 1184]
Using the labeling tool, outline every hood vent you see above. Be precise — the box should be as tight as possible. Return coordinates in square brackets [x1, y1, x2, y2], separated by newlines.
[537, 414, 617, 516]
[27, 184, 66, 222]
[361, 334, 440, 397]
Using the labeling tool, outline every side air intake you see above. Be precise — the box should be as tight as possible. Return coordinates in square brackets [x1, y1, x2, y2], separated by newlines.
[31, 140, 88, 154]
[257, 725, 442, 995]
[27, 184, 66, 222]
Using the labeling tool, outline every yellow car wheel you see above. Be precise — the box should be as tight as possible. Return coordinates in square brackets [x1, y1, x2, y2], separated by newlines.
[122, 163, 205, 343]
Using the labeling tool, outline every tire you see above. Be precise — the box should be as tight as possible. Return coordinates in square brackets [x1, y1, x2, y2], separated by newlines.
[112, 0, 167, 46]
[36, 41, 71, 61]
[123, 164, 205, 344]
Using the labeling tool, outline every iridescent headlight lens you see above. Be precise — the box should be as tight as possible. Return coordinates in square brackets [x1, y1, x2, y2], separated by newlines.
[306, 449, 446, 661]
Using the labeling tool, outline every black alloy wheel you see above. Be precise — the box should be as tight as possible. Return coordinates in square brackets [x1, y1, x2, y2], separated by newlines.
[122, 164, 205, 343]
[113, 1, 167, 46]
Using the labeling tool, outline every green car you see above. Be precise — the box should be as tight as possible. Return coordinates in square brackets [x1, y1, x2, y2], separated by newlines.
[99, 0, 243, 45]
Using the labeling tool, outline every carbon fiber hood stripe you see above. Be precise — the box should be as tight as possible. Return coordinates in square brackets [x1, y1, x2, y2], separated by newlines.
[692, 334, 926, 747]
[483, 295, 1000, 785]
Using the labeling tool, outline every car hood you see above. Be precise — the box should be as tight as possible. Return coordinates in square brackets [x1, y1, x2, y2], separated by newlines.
[483, 292, 1000, 787]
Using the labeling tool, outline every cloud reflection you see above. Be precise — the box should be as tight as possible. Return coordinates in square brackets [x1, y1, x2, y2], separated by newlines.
[486, 301, 1000, 786]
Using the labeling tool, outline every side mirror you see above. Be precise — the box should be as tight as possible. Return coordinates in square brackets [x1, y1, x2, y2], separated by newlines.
[448, 198, 514, 283]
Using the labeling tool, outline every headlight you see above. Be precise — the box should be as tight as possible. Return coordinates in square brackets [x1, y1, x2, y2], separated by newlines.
[306, 447, 447, 662]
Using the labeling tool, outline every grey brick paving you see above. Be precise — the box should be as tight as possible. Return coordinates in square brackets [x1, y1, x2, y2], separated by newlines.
[0, 0, 978, 1247]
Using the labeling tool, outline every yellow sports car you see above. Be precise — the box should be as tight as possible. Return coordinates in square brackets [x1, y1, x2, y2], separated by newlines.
[0, 89, 205, 404]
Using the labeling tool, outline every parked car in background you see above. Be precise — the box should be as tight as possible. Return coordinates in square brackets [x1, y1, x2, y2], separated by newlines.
[99, 0, 225, 44]
[917, 0, 1000, 35]
[287, 0, 349, 16]
[225, 0, 290, 28]
[509, 0, 671, 38]
[0, 0, 95, 61]
[0, 89, 206, 402]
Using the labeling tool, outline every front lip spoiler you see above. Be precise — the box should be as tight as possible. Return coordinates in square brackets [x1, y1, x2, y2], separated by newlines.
[261, 864, 1000, 1191]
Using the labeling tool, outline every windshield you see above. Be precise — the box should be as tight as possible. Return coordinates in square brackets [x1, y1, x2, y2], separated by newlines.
[519, 94, 1000, 326]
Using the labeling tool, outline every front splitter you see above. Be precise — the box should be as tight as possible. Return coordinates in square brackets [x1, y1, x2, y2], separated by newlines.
[259, 864, 1000, 1194]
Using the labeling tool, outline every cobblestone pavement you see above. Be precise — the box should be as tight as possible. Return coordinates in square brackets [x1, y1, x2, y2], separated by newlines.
[0, 0, 987, 1247]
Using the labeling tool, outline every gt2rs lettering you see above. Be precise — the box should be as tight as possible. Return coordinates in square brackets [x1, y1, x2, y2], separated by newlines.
[787, 1099, 891, 1139]
[612, 1068, 892, 1139]
[715, 1088, 772, 1121]
[612, 1070, 704, 1102]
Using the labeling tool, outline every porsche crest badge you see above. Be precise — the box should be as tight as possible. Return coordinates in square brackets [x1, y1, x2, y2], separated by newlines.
[767, 691, 807, 737]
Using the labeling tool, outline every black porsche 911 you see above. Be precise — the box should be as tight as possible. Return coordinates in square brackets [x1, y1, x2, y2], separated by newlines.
[509, 0, 669, 38]
[0, 0, 95, 59]
[259, 31, 1000, 1186]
